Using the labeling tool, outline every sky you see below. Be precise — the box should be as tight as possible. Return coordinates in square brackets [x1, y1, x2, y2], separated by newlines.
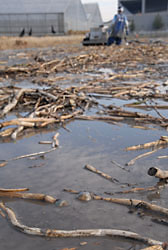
[81, 0, 118, 22]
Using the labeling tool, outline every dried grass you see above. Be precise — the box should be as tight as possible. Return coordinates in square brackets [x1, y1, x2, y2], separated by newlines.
[0, 35, 84, 50]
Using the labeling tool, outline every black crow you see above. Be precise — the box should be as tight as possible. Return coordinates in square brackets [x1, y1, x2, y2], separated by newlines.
[51, 25, 56, 34]
[28, 28, 32, 36]
[19, 28, 25, 37]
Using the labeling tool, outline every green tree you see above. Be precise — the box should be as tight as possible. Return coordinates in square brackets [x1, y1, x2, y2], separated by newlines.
[152, 14, 164, 30]
[129, 19, 135, 32]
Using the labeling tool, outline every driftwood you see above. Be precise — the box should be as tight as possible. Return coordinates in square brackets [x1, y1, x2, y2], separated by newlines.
[125, 103, 168, 110]
[64, 188, 168, 217]
[39, 141, 52, 145]
[52, 132, 59, 148]
[110, 185, 161, 195]
[64, 184, 162, 197]
[76, 115, 123, 122]
[92, 195, 168, 217]
[125, 136, 168, 151]
[125, 148, 159, 166]
[140, 246, 166, 250]
[0, 202, 163, 246]
[0, 191, 56, 203]
[0, 188, 29, 192]
[84, 164, 119, 183]
[125, 137, 168, 166]
[0, 85, 92, 140]
[104, 107, 168, 125]
[1, 88, 35, 117]
[157, 155, 168, 159]
[148, 167, 168, 180]
[152, 217, 168, 227]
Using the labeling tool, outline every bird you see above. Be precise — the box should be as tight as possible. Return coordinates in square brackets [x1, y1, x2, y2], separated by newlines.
[51, 25, 56, 34]
[19, 28, 25, 37]
[28, 28, 32, 36]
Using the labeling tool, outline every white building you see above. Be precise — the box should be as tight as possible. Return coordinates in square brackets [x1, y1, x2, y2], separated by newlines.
[83, 3, 103, 28]
[0, 0, 103, 36]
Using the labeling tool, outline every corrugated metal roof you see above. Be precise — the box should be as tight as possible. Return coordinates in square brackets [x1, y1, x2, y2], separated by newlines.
[0, 0, 71, 14]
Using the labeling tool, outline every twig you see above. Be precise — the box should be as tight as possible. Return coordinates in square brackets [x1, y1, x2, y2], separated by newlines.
[1, 148, 57, 166]
[111, 160, 130, 172]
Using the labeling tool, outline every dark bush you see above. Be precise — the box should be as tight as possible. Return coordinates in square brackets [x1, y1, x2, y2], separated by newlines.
[152, 14, 164, 30]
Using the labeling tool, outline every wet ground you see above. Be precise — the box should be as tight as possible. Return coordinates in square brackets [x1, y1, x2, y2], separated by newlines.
[0, 40, 168, 250]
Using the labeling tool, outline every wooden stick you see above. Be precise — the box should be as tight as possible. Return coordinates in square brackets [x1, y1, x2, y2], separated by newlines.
[0, 120, 35, 128]
[148, 167, 168, 180]
[125, 104, 168, 110]
[1, 88, 35, 117]
[0, 202, 163, 246]
[125, 137, 168, 151]
[76, 115, 123, 122]
[84, 164, 119, 183]
[0, 117, 57, 129]
[114, 186, 159, 194]
[0, 208, 6, 218]
[126, 149, 159, 166]
[157, 156, 168, 159]
[0, 192, 56, 203]
[0, 162, 7, 167]
[37, 90, 58, 102]
[111, 160, 130, 172]
[39, 141, 52, 145]
[2, 148, 56, 166]
[0, 188, 29, 192]
[11, 126, 25, 140]
[52, 132, 59, 148]
[140, 246, 165, 250]
[93, 195, 168, 217]
[0, 127, 16, 137]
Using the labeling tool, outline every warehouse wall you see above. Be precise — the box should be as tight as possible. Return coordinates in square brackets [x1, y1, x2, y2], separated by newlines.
[119, 0, 168, 31]
[131, 11, 168, 31]
[0, 13, 64, 36]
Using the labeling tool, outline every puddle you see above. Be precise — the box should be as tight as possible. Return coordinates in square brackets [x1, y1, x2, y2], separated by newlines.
[0, 117, 168, 249]
[0, 45, 168, 250]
